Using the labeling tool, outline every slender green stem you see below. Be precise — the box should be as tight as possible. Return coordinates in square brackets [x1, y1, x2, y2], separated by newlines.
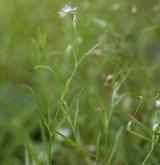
[141, 149, 153, 165]
[48, 135, 52, 165]
[141, 134, 159, 165]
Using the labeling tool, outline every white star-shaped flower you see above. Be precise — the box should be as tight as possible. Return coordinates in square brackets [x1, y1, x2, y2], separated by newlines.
[58, 4, 77, 17]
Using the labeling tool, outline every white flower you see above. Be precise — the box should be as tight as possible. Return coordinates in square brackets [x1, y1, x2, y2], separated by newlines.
[152, 123, 160, 133]
[58, 4, 77, 17]
[56, 128, 71, 141]
[156, 99, 160, 107]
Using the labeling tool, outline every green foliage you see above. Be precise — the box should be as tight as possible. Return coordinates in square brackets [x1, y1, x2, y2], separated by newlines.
[0, 0, 160, 164]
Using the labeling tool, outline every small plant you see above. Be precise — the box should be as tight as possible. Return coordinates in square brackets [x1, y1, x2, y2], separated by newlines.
[1, 0, 160, 164]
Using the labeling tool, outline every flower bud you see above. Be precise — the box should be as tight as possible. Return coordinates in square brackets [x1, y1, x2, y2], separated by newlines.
[152, 123, 160, 133]
[156, 100, 160, 107]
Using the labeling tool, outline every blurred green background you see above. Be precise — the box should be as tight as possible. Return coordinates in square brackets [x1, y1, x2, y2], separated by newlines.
[0, 0, 160, 164]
